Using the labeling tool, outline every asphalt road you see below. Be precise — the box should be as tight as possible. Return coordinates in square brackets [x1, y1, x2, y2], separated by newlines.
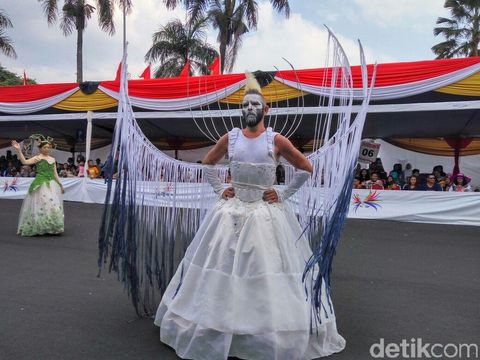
[0, 199, 478, 360]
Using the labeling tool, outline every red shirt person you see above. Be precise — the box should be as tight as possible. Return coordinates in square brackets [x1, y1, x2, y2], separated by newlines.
[386, 175, 401, 190]
[353, 177, 365, 189]
[365, 173, 384, 190]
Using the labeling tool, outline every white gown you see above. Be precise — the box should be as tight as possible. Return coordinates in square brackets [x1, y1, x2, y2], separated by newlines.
[17, 158, 64, 236]
[154, 128, 346, 359]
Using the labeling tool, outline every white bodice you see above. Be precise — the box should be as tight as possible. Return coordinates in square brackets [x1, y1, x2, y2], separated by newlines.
[228, 128, 278, 202]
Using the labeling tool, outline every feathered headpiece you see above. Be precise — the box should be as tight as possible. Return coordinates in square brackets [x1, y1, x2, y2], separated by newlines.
[244, 72, 263, 96]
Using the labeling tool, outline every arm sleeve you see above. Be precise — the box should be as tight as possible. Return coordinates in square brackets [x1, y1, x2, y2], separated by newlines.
[276, 169, 310, 202]
[204, 166, 225, 195]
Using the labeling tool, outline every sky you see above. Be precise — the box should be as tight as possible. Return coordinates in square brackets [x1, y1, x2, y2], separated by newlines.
[0, 0, 449, 84]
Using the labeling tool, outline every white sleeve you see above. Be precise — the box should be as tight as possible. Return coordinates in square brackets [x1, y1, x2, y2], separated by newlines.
[276, 169, 310, 202]
[204, 165, 225, 194]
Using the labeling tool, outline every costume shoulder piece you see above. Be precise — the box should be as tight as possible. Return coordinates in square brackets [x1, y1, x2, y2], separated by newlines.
[266, 127, 277, 161]
[228, 127, 241, 160]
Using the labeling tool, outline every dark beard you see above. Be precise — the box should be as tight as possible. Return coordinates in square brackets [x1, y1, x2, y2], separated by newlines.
[243, 110, 263, 127]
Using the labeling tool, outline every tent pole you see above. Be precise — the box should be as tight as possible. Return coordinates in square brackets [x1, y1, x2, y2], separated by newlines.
[71, 145, 75, 167]
[85, 110, 93, 177]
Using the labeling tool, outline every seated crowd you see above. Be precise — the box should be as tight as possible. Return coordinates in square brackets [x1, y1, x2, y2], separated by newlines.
[0, 151, 106, 179]
[353, 160, 478, 192]
[1, 150, 477, 192]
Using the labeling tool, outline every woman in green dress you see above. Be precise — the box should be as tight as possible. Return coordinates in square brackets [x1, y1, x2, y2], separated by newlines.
[11, 138, 65, 236]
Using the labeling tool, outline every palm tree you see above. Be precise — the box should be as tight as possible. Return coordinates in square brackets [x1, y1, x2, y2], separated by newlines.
[164, 0, 290, 73]
[38, 0, 132, 83]
[145, 17, 218, 78]
[0, 10, 17, 58]
[432, 0, 480, 58]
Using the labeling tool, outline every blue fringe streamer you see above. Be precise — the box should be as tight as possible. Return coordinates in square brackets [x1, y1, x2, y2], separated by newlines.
[302, 165, 357, 331]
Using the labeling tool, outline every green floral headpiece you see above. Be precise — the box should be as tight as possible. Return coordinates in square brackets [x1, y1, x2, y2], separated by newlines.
[22, 134, 56, 157]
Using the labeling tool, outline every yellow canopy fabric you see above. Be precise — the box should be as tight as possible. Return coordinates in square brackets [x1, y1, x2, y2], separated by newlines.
[435, 72, 480, 97]
[387, 138, 480, 156]
[53, 89, 118, 111]
[220, 79, 305, 104]
[51, 81, 304, 110]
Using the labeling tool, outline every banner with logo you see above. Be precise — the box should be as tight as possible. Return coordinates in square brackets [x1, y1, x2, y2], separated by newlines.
[1, 178, 479, 226]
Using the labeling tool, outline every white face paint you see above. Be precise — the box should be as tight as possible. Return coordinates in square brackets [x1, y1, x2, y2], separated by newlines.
[242, 93, 265, 127]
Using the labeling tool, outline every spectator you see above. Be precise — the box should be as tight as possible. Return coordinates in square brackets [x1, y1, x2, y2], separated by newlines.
[433, 165, 446, 178]
[77, 161, 85, 177]
[353, 177, 365, 189]
[59, 163, 69, 177]
[67, 157, 77, 172]
[418, 174, 442, 191]
[433, 169, 443, 182]
[0, 156, 7, 176]
[404, 163, 413, 179]
[12, 154, 20, 168]
[402, 175, 418, 190]
[0, 155, 6, 172]
[449, 173, 472, 192]
[365, 172, 384, 190]
[6, 150, 13, 162]
[76, 154, 85, 165]
[87, 159, 100, 179]
[19, 165, 31, 177]
[386, 175, 401, 190]
[389, 163, 405, 187]
[66, 165, 76, 177]
[29, 164, 36, 177]
[370, 159, 387, 182]
[412, 168, 420, 177]
[438, 177, 449, 191]
[6, 161, 17, 177]
[358, 168, 370, 186]
[445, 175, 452, 190]
[95, 158, 104, 178]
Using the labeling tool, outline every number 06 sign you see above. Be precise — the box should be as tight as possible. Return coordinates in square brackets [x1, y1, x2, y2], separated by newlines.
[358, 141, 380, 163]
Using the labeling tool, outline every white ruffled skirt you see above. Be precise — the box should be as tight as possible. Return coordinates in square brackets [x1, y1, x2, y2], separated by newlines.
[17, 181, 64, 236]
[154, 197, 345, 359]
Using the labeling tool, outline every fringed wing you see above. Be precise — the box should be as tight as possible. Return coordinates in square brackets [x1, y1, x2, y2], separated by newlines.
[97, 53, 231, 316]
[287, 31, 376, 329]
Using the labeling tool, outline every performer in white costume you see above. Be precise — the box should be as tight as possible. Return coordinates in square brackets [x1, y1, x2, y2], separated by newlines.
[154, 74, 346, 359]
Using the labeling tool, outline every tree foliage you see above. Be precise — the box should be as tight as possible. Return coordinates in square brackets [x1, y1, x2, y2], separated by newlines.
[38, 0, 133, 82]
[145, 17, 218, 78]
[0, 9, 17, 59]
[432, 0, 480, 58]
[163, 0, 290, 73]
[0, 66, 36, 86]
